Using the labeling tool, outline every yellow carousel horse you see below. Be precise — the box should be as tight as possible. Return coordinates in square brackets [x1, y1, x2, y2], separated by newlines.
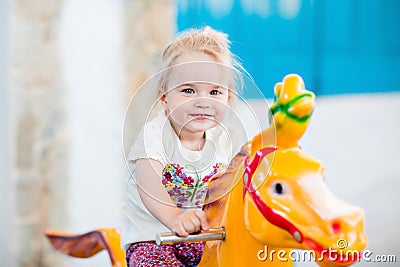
[45, 74, 367, 267]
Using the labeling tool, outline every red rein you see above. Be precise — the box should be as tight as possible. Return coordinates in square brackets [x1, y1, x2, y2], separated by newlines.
[243, 147, 303, 243]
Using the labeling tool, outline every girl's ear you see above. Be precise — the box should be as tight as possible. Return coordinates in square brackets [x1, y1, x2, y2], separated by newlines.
[160, 93, 167, 107]
[158, 87, 167, 104]
[227, 90, 237, 108]
[228, 90, 233, 102]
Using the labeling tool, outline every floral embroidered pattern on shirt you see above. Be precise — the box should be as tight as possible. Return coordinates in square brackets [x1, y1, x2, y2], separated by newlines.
[162, 163, 226, 208]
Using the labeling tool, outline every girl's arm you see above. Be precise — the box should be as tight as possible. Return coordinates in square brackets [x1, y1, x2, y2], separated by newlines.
[135, 158, 209, 237]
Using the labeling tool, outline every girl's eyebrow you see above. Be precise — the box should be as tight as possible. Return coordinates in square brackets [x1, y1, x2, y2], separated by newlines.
[177, 83, 222, 89]
[177, 83, 196, 88]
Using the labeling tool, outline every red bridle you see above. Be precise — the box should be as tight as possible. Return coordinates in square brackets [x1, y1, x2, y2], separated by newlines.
[243, 147, 304, 243]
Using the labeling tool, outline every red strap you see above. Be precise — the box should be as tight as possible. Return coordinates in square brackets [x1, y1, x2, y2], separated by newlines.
[243, 147, 303, 243]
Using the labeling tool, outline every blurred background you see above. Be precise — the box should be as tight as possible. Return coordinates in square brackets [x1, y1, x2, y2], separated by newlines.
[1, 0, 399, 266]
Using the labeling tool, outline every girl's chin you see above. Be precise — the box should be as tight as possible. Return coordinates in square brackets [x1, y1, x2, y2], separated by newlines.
[186, 121, 218, 132]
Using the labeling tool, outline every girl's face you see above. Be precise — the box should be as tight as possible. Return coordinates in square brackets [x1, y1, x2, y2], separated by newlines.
[161, 53, 231, 138]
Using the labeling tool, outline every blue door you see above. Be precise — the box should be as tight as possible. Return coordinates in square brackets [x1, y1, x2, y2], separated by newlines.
[176, 0, 400, 98]
[318, 0, 400, 94]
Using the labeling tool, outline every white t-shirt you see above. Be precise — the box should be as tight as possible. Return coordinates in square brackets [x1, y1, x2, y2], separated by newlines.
[121, 111, 242, 248]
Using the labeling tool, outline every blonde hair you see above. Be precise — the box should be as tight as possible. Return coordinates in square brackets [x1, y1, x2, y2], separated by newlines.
[157, 26, 243, 97]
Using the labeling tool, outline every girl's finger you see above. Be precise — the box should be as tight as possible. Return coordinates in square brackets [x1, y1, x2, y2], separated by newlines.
[195, 210, 209, 231]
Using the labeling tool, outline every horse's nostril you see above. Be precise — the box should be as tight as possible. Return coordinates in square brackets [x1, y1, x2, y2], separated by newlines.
[331, 221, 341, 233]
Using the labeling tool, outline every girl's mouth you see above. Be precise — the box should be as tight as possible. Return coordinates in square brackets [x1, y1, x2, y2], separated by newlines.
[191, 114, 212, 120]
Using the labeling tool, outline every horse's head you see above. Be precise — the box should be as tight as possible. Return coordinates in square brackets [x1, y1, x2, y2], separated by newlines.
[242, 74, 367, 266]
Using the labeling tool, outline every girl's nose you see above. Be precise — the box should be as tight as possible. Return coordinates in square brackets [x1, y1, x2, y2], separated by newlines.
[194, 97, 211, 108]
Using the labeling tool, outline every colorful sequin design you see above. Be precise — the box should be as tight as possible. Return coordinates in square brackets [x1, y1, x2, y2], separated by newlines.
[126, 241, 204, 267]
[162, 163, 226, 208]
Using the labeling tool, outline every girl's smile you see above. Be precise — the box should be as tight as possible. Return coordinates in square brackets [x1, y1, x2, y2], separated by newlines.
[190, 114, 213, 120]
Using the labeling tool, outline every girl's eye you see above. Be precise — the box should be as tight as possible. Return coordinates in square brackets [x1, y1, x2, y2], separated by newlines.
[210, 89, 222, 95]
[182, 88, 195, 94]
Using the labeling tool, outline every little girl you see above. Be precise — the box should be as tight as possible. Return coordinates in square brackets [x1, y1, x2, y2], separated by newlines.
[123, 26, 245, 267]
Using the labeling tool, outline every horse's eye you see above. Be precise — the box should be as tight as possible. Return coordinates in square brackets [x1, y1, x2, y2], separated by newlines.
[273, 182, 286, 195]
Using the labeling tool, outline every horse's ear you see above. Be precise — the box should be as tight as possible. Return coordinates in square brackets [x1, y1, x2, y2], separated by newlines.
[205, 149, 249, 204]
[274, 82, 282, 98]
[208, 172, 223, 185]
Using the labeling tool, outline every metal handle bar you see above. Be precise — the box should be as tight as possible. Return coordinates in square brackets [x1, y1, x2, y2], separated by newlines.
[155, 227, 225, 245]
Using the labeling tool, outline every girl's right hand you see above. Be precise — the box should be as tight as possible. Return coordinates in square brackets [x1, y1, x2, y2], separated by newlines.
[170, 210, 209, 237]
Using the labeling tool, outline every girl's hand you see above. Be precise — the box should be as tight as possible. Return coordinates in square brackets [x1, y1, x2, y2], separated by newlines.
[135, 159, 209, 237]
[170, 210, 209, 237]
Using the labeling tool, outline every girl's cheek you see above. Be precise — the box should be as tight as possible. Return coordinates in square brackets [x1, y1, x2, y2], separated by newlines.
[216, 101, 229, 112]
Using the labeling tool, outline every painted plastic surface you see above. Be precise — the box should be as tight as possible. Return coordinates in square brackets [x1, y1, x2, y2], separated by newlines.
[45, 228, 126, 267]
[199, 74, 367, 267]
[45, 74, 367, 267]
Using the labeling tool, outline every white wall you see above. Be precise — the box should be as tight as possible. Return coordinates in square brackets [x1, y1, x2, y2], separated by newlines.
[59, 0, 124, 266]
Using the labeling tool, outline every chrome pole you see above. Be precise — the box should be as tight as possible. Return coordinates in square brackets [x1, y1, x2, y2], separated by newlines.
[155, 227, 225, 245]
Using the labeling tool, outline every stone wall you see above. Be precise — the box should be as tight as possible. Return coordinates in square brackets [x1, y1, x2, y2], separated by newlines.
[10, 0, 69, 266]
[124, 0, 176, 98]
[123, 0, 175, 154]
